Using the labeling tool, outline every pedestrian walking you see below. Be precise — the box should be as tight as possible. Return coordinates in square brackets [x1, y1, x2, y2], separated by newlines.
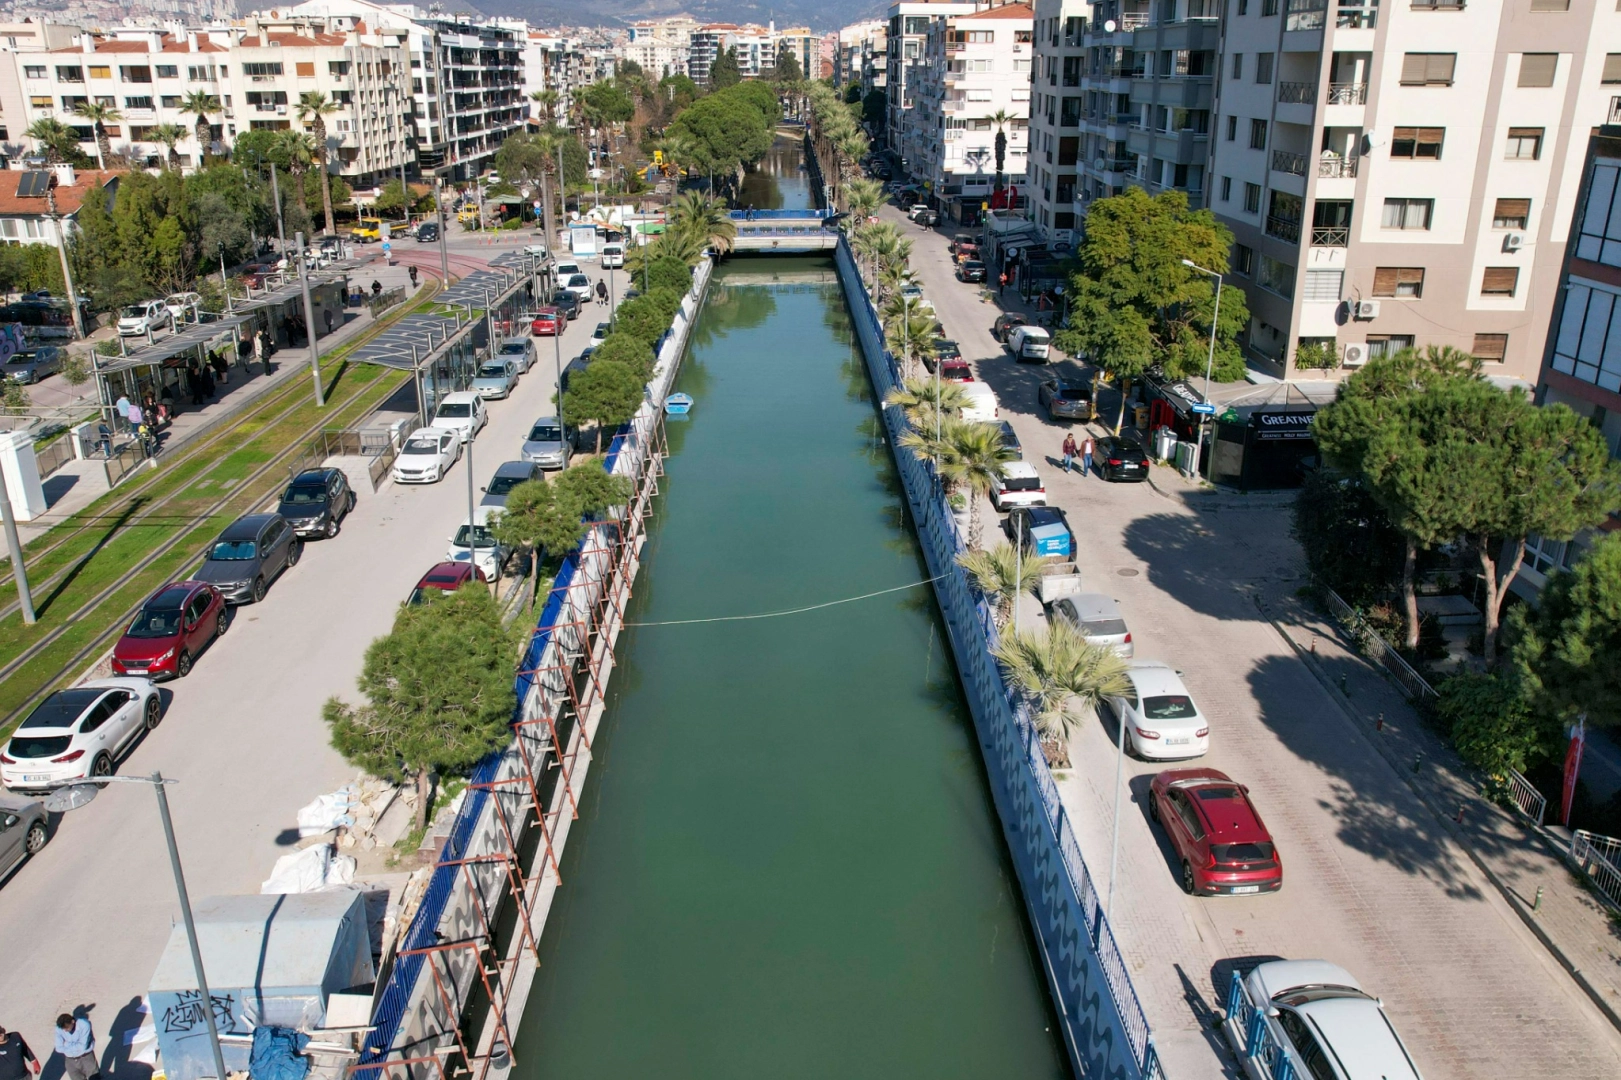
[141, 390, 159, 429]
[210, 350, 229, 386]
[322, 308, 334, 337]
[0, 1022, 41, 1080]
[998, 271, 1008, 297]
[1061, 432, 1078, 474]
[186, 365, 204, 406]
[53, 1015, 96, 1080]
[371, 279, 383, 299]
[126, 401, 143, 432]
[595, 280, 608, 307]
[408, 265, 419, 289]
[200, 366, 216, 400]
[1080, 434, 1095, 477]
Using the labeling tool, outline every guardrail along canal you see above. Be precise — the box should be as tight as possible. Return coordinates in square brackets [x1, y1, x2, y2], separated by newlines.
[513, 258, 1068, 1078]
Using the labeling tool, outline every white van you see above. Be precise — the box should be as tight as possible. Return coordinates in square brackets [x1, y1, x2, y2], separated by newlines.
[1009, 325, 1052, 362]
[600, 242, 625, 269]
[958, 381, 999, 423]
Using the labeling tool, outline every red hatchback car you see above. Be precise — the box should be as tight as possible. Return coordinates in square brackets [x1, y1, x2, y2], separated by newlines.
[111, 581, 226, 679]
[531, 308, 563, 336]
[407, 561, 488, 605]
[1149, 768, 1282, 896]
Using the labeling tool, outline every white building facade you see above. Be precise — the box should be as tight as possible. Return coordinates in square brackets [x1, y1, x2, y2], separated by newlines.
[1027, 0, 1090, 245]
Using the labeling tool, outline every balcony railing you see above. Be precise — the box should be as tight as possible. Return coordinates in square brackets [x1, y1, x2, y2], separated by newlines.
[1272, 149, 1308, 176]
[1336, 2, 1379, 26]
[1285, 0, 1328, 30]
[1318, 154, 1359, 177]
[1326, 81, 1368, 104]
[1610, 96, 1621, 124]
[1278, 81, 1317, 104]
[1102, 157, 1137, 173]
[1266, 215, 1302, 243]
[1121, 12, 1151, 28]
[1312, 225, 1350, 246]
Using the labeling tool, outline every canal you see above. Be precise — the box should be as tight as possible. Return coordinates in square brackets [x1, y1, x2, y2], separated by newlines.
[737, 134, 815, 210]
[515, 258, 1067, 1078]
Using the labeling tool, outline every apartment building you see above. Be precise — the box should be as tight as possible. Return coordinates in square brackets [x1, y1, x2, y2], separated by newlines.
[623, 16, 696, 79]
[1028, 0, 1089, 245]
[688, 23, 781, 84]
[885, 1, 979, 167]
[777, 26, 818, 77]
[1209, 0, 1621, 382]
[0, 19, 85, 162]
[907, 2, 1034, 220]
[837, 19, 888, 93]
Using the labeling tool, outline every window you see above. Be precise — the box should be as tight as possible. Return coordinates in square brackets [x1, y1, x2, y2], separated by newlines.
[1016, 29, 1033, 43]
[329, 61, 351, 77]
[88, 66, 110, 79]
[1239, 0, 1248, 11]
[1233, 243, 1255, 276]
[1221, 175, 1233, 201]
[161, 95, 181, 108]
[1481, 267, 1520, 295]
[1551, 278, 1621, 389]
[120, 66, 152, 83]
[1304, 269, 1344, 301]
[1226, 114, 1237, 141]
[1250, 118, 1267, 149]
[1232, 53, 1243, 80]
[1367, 334, 1417, 358]
[1399, 53, 1456, 85]
[1530, 0, 1570, 9]
[1262, 0, 1278, 13]
[22, 65, 44, 79]
[1576, 160, 1621, 264]
[1244, 182, 1262, 213]
[1518, 53, 1558, 87]
[56, 66, 82, 81]
[1493, 198, 1531, 229]
[187, 65, 215, 81]
[1061, 96, 1082, 126]
[1506, 127, 1544, 159]
[1526, 535, 1576, 576]
[1276, 1010, 1337, 1080]
[294, 62, 315, 78]
[1472, 333, 1508, 361]
[1382, 198, 1434, 229]
[1605, 55, 1621, 84]
[242, 62, 284, 77]
[124, 96, 154, 110]
[1259, 254, 1296, 298]
[1062, 56, 1081, 85]
[1373, 267, 1426, 297]
[29, 95, 51, 108]
[1255, 53, 1273, 84]
[155, 65, 177, 78]
[1391, 127, 1445, 159]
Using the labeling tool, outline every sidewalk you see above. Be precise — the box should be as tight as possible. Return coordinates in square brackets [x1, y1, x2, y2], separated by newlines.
[1256, 587, 1621, 1032]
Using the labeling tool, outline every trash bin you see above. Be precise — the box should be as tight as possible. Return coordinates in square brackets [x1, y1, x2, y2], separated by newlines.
[1132, 403, 1150, 429]
[1152, 426, 1177, 462]
[1175, 440, 1197, 476]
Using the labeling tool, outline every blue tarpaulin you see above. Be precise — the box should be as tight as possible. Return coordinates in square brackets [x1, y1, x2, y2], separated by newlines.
[249, 1027, 311, 1080]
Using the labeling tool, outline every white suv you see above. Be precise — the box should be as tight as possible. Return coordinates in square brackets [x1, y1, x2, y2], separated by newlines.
[992, 460, 1046, 510]
[118, 299, 173, 337]
[431, 391, 488, 444]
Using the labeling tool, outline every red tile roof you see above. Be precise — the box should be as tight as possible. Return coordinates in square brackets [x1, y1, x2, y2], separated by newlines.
[957, 2, 1034, 18]
[0, 170, 123, 217]
[51, 35, 226, 54]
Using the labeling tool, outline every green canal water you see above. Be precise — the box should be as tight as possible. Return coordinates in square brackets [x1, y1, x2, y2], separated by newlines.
[512, 260, 1068, 1078]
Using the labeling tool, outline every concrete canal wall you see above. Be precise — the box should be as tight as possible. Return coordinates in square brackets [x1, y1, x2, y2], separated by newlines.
[357, 257, 715, 1080]
[831, 239, 1165, 1080]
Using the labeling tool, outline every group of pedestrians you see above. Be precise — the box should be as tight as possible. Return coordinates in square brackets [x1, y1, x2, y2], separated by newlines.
[0, 1014, 100, 1080]
[1061, 432, 1095, 477]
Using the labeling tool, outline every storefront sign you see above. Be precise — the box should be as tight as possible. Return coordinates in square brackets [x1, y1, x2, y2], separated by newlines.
[1252, 411, 1315, 440]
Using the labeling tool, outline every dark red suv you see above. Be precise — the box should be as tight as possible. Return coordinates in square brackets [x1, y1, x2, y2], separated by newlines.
[112, 581, 226, 679]
[1149, 769, 1283, 896]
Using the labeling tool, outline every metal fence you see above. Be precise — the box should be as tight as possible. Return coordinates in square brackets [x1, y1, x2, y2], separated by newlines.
[1505, 768, 1547, 827]
[368, 287, 407, 319]
[1225, 971, 1299, 1080]
[33, 434, 76, 478]
[1318, 585, 1438, 702]
[1571, 830, 1621, 909]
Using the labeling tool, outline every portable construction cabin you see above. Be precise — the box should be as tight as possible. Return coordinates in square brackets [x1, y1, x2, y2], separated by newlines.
[148, 891, 375, 1080]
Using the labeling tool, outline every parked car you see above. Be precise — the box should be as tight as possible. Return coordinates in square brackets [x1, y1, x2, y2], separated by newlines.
[560, 355, 592, 394]
[194, 513, 301, 604]
[1109, 662, 1209, 760]
[1224, 961, 1420, 1080]
[991, 460, 1046, 510]
[432, 391, 488, 443]
[908, 204, 938, 226]
[0, 792, 50, 878]
[955, 243, 980, 265]
[111, 581, 227, 679]
[1050, 594, 1133, 656]
[554, 260, 583, 281]
[1150, 768, 1281, 895]
[118, 299, 173, 337]
[938, 357, 972, 382]
[0, 679, 162, 793]
[929, 339, 962, 366]
[949, 233, 974, 254]
[446, 507, 509, 581]
[391, 427, 461, 484]
[591, 321, 611, 343]
[277, 468, 356, 539]
[1038, 378, 1094, 421]
[993, 313, 1030, 342]
[524, 243, 551, 263]
[997, 420, 1023, 457]
[958, 381, 998, 423]
[550, 290, 582, 319]
[531, 308, 564, 336]
[417, 221, 440, 243]
[1004, 505, 1074, 559]
[1008, 325, 1052, 362]
[497, 336, 535, 373]
[899, 284, 933, 312]
[471, 358, 519, 399]
[1098, 434, 1150, 482]
[164, 292, 201, 325]
[562, 273, 593, 301]
[3, 347, 62, 384]
[407, 561, 487, 605]
[957, 260, 988, 283]
[481, 460, 542, 510]
[600, 242, 626, 269]
[521, 415, 571, 470]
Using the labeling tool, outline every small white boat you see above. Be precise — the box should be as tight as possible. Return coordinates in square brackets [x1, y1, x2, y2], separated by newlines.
[665, 393, 694, 416]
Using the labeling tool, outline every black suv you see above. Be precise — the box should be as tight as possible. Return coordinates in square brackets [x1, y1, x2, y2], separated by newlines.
[194, 514, 301, 604]
[277, 468, 356, 539]
[1098, 435, 1150, 482]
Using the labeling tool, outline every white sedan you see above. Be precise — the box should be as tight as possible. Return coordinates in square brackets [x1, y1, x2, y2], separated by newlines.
[1108, 661, 1209, 760]
[0, 678, 162, 793]
[391, 427, 462, 484]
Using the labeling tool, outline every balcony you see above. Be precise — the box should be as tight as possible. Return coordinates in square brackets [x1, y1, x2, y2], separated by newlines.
[1266, 215, 1302, 243]
[1278, 81, 1317, 105]
[1325, 81, 1368, 104]
[1318, 154, 1359, 177]
[1610, 96, 1621, 124]
[1272, 150, 1308, 176]
[1336, 2, 1379, 26]
[1285, 0, 1327, 30]
[1311, 226, 1349, 246]
[1121, 12, 1151, 28]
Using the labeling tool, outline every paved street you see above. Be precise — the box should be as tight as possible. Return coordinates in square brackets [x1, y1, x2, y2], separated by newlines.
[0, 233, 609, 1074]
[890, 204, 1621, 1079]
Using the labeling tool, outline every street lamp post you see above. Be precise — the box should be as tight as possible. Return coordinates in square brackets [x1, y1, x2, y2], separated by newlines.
[0, 462, 36, 624]
[1181, 258, 1222, 481]
[294, 232, 324, 407]
[435, 177, 450, 284]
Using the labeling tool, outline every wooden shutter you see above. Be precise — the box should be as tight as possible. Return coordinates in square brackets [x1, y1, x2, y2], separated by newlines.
[296, 62, 315, 77]
[1400, 54, 1428, 84]
[1373, 267, 1399, 296]
[1529, 0, 1569, 10]
[1426, 54, 1456, 83]
[1472, 334, 1508, 361]
[1518, 53, 1558, 87]
[1604, 54, 1621, 84]
[1493, 198, 1531, 226]
[1401, 53, 1455, 84]
[1481, 267, 1520, 295]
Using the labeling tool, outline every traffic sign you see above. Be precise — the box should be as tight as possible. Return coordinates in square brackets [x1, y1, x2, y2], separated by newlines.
[1191, 402, 1217, 416]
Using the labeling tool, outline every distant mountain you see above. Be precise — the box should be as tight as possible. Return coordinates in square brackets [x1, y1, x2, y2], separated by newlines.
[478, 0, 886, 34]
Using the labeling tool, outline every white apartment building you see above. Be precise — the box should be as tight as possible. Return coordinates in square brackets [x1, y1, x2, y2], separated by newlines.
[0, 19, 85, 161]
[1027, 0, 1089, 245]
[1210, 0, 1621, 382]
[886, 2, 980, 167]
[688, 23, 778, 84]
[837, 19, 888, 93]
[906, 2, 1033, 221]
[624, 16, 696, 79]
[777, 26, 818, 77]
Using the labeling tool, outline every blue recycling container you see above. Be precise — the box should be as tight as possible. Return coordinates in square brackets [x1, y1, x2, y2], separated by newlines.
[1029, 521, 1070, 558]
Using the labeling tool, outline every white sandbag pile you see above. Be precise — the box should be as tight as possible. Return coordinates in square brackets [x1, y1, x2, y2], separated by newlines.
[260, 843, 357, 894]
[296, 776, 414, 852]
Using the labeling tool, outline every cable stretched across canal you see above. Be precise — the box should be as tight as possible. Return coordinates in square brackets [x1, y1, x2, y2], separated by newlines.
[624, 574, 946, 627]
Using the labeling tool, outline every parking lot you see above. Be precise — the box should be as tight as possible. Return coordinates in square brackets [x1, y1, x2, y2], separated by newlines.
[889, 203, 1621, 1079]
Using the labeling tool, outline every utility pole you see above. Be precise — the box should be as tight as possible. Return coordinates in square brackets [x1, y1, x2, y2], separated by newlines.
[294, 233, 324, 406]
[269, 163, 286, 253]
[435, 177, 450, 283]
[218, 244, 232, 314]
[0, 461, 36, 624]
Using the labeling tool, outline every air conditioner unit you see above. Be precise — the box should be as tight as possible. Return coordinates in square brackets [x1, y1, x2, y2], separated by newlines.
[276, 104, 287, 114]
[1503, 231, 1526, 252]
[1353, 299, 1381, 319]
[1342, 342, 1368, 367]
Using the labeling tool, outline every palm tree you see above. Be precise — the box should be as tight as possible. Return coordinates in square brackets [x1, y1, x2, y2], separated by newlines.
[666, 191, 737, 255]
[296, 91, 342, 237]
[25, 118, 77, 164]
[885, 376, 969, 430]
[994, 621, 1130, 767]
[274, 129, 315, 223]
[180, 90, 221, 165]
[844, 177, 883, 220]
[876, 261, 915, 302]
[938, 420, 1017, 548]
[150, 123, 187, 171]
[990, 109, 1014, 193]
[884, 308, 937, 378]
[867, 230, 901, 288]
[959, 543, 1053, 628]
[529, 88, 560, 122]
[71, 100, 121, 170]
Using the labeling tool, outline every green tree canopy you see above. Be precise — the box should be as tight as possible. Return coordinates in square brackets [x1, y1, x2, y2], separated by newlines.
[612, 294, 673, 346]
[564, 355, 646, 450]
[772, 48, 803, 83]
[582, 78, 636, 129]
[1290, 467, 1407, 606]
[862, 89, 887, 129]
[1513, 534, 1621, 733]
[710, 46, 742, 89]
[324, 586, 517, 830]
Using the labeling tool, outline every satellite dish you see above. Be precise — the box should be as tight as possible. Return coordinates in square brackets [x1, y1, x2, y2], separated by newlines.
[1093, 157, 1106, 171]
[1104, 19, 1118, 32]
[42, 783, 98, 813]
